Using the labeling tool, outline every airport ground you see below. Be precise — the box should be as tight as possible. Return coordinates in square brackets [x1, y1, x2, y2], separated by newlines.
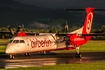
[0, 40, 105, 70]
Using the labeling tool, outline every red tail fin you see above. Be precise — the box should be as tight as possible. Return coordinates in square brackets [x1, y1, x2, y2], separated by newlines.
[82, 7, 95, 34]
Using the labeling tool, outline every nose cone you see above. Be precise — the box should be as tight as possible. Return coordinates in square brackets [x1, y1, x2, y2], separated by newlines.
[5, 44, 15, 54]
[5, 48, 11, 54]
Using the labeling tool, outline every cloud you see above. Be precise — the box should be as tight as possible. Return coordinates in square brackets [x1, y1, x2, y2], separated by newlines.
[30, 21, 50, 28]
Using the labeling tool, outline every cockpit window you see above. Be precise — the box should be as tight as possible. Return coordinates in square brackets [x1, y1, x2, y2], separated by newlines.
[10, 40, 25, 43]
[13, 40, 19, 43]
[20, 40, 25, 43]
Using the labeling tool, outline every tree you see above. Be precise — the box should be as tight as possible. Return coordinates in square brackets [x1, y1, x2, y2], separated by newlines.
[101, 25, 105, 33]
[48, 27, 58, 33]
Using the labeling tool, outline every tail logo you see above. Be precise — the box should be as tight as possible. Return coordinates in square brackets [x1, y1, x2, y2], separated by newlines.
[86, 12, 93, 34]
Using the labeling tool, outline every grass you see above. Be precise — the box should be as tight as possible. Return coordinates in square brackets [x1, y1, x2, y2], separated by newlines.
[0, 45, 6, 54]
[0, 39, 9, 43]
[0, 45, 6, 50]
[80, 40, 105, 52]
[52, 40, 105, 53]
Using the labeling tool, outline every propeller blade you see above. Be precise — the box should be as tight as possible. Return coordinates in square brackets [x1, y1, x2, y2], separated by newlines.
[66, 8, 105, 11]
[82, 33, 105, 36]
[15, 25, 21, 35]
[7, 25, 14, 36]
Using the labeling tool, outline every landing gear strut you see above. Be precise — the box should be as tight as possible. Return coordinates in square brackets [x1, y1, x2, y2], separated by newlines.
[75, 47, 82, 58]
[9, 54, 15, 59]
[25, 53, 30, 56]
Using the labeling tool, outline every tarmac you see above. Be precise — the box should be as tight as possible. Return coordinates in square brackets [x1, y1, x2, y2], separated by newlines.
[0, 52, 105, 69]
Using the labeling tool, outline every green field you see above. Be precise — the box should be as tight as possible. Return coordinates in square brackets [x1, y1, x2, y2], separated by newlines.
[0, 45, 6, 54]
[0, 40, 105, 70]
[80, 40, 105, 52]
[52, 40, 105, 53]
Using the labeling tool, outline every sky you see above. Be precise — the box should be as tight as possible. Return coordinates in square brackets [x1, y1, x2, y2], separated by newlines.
[14, 0, 105, 9]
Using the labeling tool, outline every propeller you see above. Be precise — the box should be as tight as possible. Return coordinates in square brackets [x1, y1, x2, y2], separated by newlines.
[56, 22, 69, 41]
[82, 33, 105, 36]
[15, 25, 21, 35]
[54, 22, 71, 49]
[7, 25, 22, 36]
[66, 8, 105, 11]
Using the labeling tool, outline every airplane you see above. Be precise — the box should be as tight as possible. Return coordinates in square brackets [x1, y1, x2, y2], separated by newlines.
[4, 7, 105, 59]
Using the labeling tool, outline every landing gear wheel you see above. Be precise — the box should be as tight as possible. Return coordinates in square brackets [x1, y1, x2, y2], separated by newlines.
[75, 53, 82, 58]
[10, 54, 15, 59]
[25, 53, 30, 56]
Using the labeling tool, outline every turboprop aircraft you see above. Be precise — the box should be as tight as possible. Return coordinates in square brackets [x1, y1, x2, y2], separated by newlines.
[4, 7, 104, 59]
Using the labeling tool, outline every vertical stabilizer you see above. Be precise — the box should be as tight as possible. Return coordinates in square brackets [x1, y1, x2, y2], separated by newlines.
[82, 7, 94, 34]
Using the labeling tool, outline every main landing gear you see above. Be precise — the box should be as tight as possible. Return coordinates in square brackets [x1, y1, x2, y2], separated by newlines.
[25, 53, 30, 56]
[9, 53, 30, 59]
[75, 53, 82, 58]
[75, 47, 82, 58]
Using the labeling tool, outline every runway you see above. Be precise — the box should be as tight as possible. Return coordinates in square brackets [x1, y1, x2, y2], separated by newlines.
[0, 52, 105, 69]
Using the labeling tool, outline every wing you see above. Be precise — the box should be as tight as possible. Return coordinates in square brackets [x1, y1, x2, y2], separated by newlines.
[82, 33, 105, 36]
[56, 33, 105, 36]
[0, 31, 12, 34]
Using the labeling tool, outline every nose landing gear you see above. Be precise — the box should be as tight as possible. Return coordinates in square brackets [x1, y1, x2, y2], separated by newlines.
[9, 54, 15, 59]
[25, 53, 30, 56]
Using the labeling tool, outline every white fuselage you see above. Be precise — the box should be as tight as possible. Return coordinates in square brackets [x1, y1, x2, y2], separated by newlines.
[5, 34, 68, 54]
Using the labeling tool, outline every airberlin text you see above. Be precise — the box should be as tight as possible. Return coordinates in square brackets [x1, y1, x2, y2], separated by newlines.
[30, 38, 51, 48]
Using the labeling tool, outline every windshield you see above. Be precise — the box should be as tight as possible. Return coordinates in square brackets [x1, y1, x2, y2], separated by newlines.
[13, 40, 19, 43]
[20, 40, 25, 43]
[10, 40, 25, 43]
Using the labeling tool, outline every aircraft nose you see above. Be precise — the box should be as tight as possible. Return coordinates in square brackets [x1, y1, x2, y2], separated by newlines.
[5, 48, 11, 54]
[5, 45, 14, 54]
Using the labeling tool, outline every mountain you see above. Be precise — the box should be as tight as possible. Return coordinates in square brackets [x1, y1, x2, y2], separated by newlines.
[0, 0, 105, 29]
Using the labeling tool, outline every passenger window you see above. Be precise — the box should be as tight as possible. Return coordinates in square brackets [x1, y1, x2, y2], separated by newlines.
[20, 40, 25, 43]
